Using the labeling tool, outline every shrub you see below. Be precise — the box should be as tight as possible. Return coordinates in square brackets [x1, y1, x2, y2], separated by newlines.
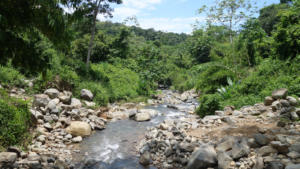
[196, 62, 236, 94]
[90, 63, 140, 101]
[196, 94, 221, 118]
[0, 89, 31, 147]
[76, 81, 109, 106]
[0, 65, 26, 87]
[33, 65, 80, 92]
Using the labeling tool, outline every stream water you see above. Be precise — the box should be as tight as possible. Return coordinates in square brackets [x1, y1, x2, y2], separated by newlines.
[74, 91, 198, 169]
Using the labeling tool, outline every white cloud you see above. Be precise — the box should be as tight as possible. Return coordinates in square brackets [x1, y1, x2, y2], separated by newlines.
[124, 0, 162, 9]
[138, 17, 204, 33]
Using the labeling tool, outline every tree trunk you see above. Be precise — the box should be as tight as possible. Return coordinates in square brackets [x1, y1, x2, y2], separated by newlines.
[86, 0, 100, 69]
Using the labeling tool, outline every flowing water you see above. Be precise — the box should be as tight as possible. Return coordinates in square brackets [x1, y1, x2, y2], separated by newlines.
[73, 91, 198, 169]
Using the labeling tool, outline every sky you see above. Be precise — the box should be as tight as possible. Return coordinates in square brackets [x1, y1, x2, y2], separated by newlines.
[99, 0, 280, 34]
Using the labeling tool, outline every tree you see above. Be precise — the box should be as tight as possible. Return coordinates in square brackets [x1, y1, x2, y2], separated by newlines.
[258, 3, 289, 35]
[199, 0, 257, 43]
[0, 0, 76, 74]
[81, 0, 122, 68]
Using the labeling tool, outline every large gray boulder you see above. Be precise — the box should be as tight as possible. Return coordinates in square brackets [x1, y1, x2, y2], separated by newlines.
[0, 152, 17, 167]
[135, 113, 151, 122]
[231, 139, 250, 160]
[33, 94, 50, 108]
[272, 88, 288, 99]
[186, 145, 217, 169]
[44, 88, 60, 99]
[80, 89, 94, 101]
[66, 121, 92, 136]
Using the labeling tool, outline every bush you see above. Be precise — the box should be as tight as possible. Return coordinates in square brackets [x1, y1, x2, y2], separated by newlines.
[196, 62, 236, 94]
[90, 63, 140, 101]
[0, 65, 26, 87]
[33, 65, 80, 92]
[0, 89, 31, 147]
[196, 94, 221, 118]
[76, 81, 109, 106]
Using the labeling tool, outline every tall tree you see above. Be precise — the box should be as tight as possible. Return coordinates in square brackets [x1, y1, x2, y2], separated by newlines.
[81, 0, 122, 68]
[199, 0, 257, 43]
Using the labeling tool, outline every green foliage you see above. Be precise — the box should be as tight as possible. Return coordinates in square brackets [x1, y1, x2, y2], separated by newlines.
[77, 81, 109, 105]
[0, 65, 25, 87]
[272, 0, 300, 60]
[90, 63, 140, 101]
[195, 62, 236, 94]
[0, 89, 31, 147]
[259, 3, 290, 35]
[196, 94, 221, 117]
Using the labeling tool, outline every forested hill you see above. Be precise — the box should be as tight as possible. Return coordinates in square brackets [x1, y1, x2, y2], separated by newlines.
[80, 21, 189, 46]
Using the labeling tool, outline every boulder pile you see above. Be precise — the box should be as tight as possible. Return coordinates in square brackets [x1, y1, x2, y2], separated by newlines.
[1, 88, 107, 168]
[138, 88, 300, 169]
[265, 88, 299, 121]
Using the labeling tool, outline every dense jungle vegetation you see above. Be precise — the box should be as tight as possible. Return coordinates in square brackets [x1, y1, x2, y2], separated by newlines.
[0, 0, 299, 147]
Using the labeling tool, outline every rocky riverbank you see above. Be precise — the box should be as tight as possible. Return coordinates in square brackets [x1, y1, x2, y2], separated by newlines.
[0, 87, 107, 168]
[138, 88, 300, 169]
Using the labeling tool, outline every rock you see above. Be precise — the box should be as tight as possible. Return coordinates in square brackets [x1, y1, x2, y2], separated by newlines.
[72, 136, 83, 143]
[258, 146, 278, 156]
[272, 100, 281, 112]
[270, 141, 289, 154]
[44, 88, 59, 99]
[135, 113, 151, 122]
[296, 108, 300, 116]
[202, 115, 221, 122]
[272, 88, 288, 99]
[289, 143, 300, 153]
[216, 136, 235, 152]
[43, 123, 53, 131]
[80, 89, 94, 101]
[290, 111, 299, 121]
[33, 94, 50, 108]
[265, 161, 284, 169]
[280, 100, 290, 107]
[7, 147, 21, 157]
[231, 139, 250, 160]
[217, 152, 233, 169]
[47, 98, 60, 113]
[71, 98, 82, 108]
[264, 96, 275, 106]
[30, 109, 43, 119]
[179, 142, 195, 152]
[37, 135, 46, 143]
[287, 151, 300, 159]
[0, 152, 17, 163]
[287, 96, 298, 106]
[254, 134, 270, 146]
[223, 117, 236, 125]
[224, 106, 234, 115]
[285, 164, 300, 169]
[27, 152, 40, 161]
[186, 145, 217, 169]
[253, 156, 264, 169]
[233, 110, 243, 116]
[58, 91, 72, 104]
[66, 121, 92, 137]
[84, 101, 96, 107]
[139, 151, 152, 166]
[138, 109, 158, 118]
